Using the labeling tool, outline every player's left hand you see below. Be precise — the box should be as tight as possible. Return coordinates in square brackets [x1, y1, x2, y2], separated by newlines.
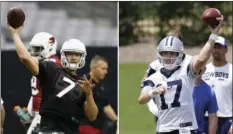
[77, 75, 95, 95]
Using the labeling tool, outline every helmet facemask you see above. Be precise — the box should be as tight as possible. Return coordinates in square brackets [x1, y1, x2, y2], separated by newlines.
[60, 39, 87, 71]
[157, 36, 184, 70]
[157, 51, 183, 70]
[61, 50, 86, 71]
[29, 46, 44, 57]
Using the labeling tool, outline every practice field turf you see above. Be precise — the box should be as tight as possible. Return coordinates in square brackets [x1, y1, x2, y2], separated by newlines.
[119, 63, 156, 134]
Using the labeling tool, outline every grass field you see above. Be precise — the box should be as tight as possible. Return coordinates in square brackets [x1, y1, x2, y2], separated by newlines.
[119, 63, 156, 134]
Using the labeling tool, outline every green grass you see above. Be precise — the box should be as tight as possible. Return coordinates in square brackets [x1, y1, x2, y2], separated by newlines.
[119, 63, 156, 134]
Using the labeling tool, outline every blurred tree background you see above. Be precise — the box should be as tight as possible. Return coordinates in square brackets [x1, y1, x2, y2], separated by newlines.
[119, 1, 232, 46]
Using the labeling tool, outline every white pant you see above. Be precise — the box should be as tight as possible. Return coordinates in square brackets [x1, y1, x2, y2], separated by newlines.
[27, 112, 41, 134]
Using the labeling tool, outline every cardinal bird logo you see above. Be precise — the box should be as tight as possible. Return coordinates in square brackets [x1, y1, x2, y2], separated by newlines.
[48, 37, 55, 45]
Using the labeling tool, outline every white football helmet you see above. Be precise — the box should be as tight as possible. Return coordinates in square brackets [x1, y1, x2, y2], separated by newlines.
[157, 36, 184, 70]
[60, 39, 87, 70]
[29, 32, 57, 60]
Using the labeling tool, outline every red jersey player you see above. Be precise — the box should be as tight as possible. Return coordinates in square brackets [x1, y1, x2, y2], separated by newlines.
[26, 32, 61, 134]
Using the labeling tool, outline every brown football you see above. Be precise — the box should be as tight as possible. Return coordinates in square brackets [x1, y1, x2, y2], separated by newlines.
[202, 8, 222, 28]
[7, 7, 25, 28]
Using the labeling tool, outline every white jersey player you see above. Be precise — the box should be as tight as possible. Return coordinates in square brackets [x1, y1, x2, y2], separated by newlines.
[138, 16, 223, 133]
[140, 30, 186, 118]
[26, 32, 60, 134]
[142, 54, 192, 117]
[202, 36, 232, 134]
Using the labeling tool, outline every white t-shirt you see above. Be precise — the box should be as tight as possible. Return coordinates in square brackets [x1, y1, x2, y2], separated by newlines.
[141, 55, 197, 132]
[202, 62, 232, 117]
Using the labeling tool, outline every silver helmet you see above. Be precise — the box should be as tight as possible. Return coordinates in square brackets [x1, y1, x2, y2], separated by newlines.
[157, 36, 184, 70]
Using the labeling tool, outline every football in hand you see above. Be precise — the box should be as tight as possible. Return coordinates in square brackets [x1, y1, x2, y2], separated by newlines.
[7, 7, 25, 28]
[202, 8, 222, 28]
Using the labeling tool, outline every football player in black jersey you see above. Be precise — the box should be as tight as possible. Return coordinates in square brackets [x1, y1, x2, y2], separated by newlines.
[7, 24, 98, 134]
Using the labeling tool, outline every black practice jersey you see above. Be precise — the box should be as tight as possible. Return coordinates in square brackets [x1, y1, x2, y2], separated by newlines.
[36, 61, 86, 121]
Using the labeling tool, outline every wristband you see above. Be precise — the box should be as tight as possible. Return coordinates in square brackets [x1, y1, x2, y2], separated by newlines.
[209, 34, 218, 41]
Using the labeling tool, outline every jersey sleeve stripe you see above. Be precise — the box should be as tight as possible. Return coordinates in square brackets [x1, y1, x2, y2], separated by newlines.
[141, 80, 155, 88]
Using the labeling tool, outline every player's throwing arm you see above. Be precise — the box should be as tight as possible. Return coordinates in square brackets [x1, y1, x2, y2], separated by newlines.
[191, 15, 224, 74]
[7, 21, 39, 76]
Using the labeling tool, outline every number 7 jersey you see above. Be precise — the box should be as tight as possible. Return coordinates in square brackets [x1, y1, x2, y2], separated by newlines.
[143, 56, 198, 132]
[36, 60, 86, 120]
